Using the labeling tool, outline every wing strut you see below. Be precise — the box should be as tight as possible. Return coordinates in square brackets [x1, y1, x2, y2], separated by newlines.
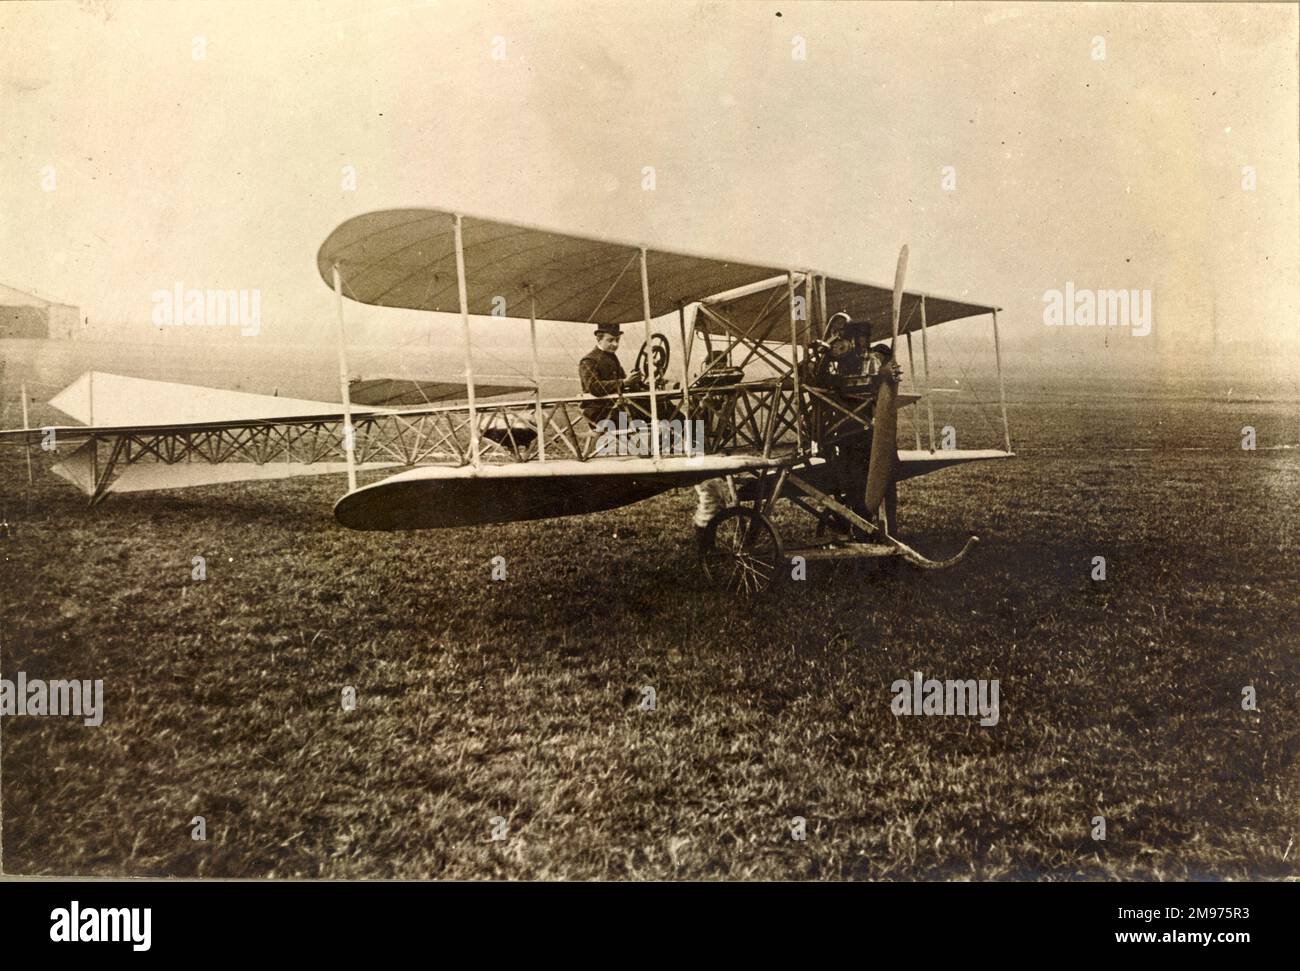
[905, 331, 923, 450]
[454, 213, 481, 467]
[676, 303, 692, 455]
[992, 308, 1012, 453]
[786, 271, 804, 455]
[920, 294, 935, 452]
[528, 289, 546, 462]
[638, 247, 660, 458]
[331, 264, 358, 492]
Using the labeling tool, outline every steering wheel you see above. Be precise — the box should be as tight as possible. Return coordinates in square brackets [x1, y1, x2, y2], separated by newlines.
[634, 333, 671, 388]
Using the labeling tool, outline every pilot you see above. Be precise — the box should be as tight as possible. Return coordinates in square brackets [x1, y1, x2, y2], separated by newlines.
[816, 329, 904, 535]
[578, 323, 645, 426]
[863, 342, 902, 382]
[809, 312, 862, 383]
[578, 327, 727, 553]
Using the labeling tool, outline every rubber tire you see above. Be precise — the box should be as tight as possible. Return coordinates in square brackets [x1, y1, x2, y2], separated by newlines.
[699, 506, 783, 596]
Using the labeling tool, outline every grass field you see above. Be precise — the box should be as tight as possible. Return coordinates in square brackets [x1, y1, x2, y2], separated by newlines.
[1, 378, 1297, 879]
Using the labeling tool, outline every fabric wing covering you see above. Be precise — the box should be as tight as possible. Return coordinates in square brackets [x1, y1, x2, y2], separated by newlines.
[317, 208, 998, 342]
[703, 278, 998, 345]
[317, 208, 782, 326]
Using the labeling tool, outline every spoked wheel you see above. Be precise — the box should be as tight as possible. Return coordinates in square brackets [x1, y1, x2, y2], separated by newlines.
[700, 506, 783, 596]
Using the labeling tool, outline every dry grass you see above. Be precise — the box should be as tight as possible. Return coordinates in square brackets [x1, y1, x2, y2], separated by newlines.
[1, 383, 1297, 879]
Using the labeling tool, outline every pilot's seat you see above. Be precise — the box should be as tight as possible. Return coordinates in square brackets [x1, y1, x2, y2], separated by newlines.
[695, 350, 745, 388]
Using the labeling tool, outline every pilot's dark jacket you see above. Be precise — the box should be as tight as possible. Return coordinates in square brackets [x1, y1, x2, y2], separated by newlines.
[578, 347, 626, 424]
[810, 347, 893, 521]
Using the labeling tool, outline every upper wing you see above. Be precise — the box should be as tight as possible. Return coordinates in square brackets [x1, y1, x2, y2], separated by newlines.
[317, 208, 1000, 345]
[700, 276, 999, 346]
[317, 208, 783, 325]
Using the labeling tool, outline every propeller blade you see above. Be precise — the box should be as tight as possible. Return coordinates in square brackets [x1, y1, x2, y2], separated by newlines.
[890, 244, 909, 349]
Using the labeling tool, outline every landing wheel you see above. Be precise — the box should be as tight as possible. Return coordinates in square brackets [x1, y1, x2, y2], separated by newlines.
[700, 506, 783, 596]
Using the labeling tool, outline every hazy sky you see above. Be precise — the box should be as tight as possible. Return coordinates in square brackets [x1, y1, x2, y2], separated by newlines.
[2, 0, 1296, 379]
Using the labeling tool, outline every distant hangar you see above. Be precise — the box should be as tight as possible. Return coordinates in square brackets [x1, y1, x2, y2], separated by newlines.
[0, 283, 79, 340]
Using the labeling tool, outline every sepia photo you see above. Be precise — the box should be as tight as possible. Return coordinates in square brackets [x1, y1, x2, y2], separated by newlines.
[0, 0, 1296, 885]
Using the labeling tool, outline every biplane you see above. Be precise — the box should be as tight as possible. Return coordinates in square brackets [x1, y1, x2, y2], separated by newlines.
[1, 208, 1014, 594]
